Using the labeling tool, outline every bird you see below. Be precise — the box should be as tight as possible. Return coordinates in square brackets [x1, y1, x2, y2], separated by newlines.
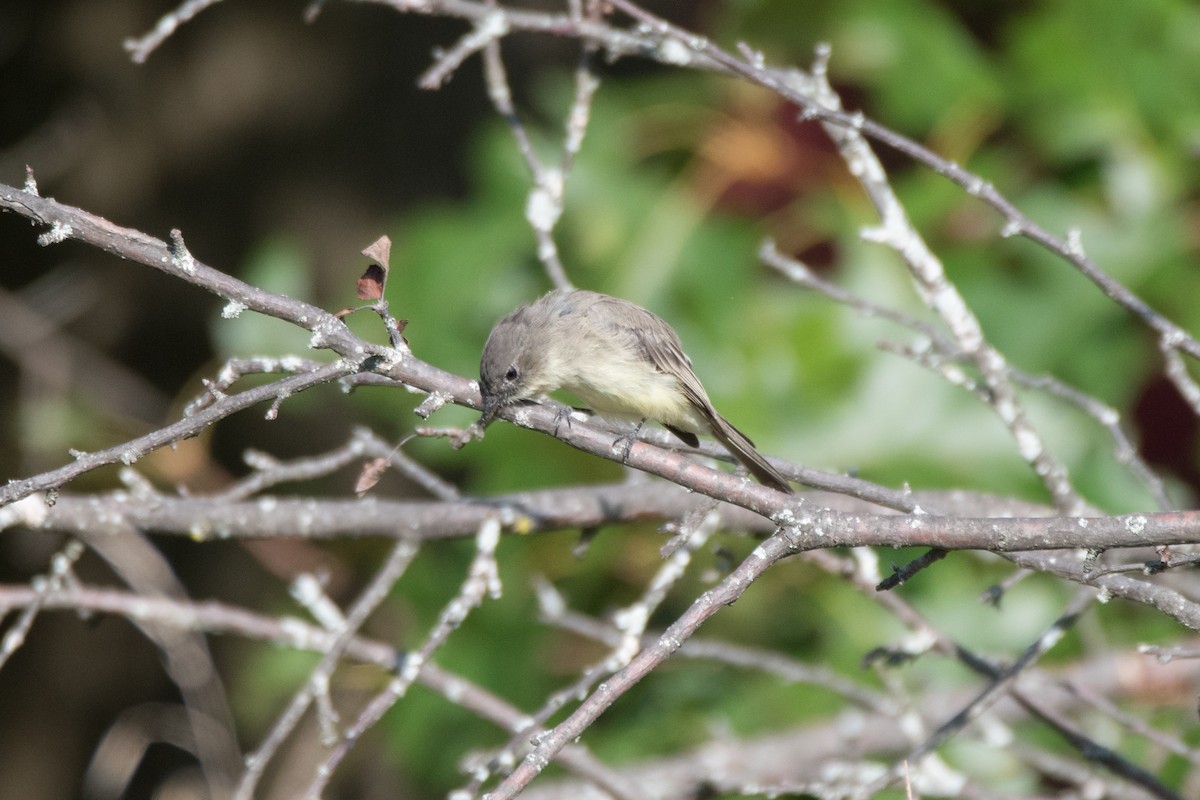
[478, 288, 791, 493]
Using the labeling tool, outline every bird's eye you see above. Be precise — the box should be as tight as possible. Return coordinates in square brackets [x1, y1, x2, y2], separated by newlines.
[505, 366, 519, 382]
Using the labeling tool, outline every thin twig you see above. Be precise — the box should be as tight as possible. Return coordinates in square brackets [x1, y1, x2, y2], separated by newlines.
[234, 538, 421, 800]
[866, 589, 1097, 794]
[486, 529, 803, 798]
[465, 508, 719, 795]
[761, 240, 1172, 510]
[300, 519, 512, 800]
[0, 581, 637, 793]
[1, 360, 360, 506]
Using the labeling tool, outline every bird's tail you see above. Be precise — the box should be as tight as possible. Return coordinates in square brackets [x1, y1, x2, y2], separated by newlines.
[707, 412, 792, 494]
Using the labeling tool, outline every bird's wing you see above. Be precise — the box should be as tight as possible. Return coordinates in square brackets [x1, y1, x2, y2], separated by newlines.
[589, 297, 710, 407]
[588, 297, 789, 490]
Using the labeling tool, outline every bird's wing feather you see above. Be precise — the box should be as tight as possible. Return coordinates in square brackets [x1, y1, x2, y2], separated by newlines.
[590, 296, 710, 407]
[587, 294, 789, 492]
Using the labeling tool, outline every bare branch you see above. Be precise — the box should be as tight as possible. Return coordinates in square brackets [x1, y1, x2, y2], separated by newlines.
[234, 538, 420, 800]
[301, 518, 502, 799]
[14, 483, 1200, 555]
[0, 360, 359, 506]
[487, 530, 802, 798]
[0, 581, 639, 794]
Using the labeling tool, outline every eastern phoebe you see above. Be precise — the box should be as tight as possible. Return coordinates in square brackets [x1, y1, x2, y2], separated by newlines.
[479, 288, 792, 493]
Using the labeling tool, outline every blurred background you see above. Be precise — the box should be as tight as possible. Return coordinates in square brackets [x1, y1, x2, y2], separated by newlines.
[3, 1, 1200, 797]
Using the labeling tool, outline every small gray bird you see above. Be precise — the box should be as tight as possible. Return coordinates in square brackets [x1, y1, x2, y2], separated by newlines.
[478, 288, 792, 493]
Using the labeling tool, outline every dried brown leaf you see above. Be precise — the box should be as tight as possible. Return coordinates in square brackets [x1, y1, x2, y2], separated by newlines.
[361, 235, 392, 269]
[356, 263, 386, 300]
[355, 457, 389, 496]
[356, 235, 392, 300]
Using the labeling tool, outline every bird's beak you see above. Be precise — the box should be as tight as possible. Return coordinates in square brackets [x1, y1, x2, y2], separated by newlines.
[479, 393, 502, 428]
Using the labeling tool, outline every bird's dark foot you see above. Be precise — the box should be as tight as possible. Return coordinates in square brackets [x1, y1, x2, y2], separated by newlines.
[553, 406, 591, 437]
[613, 420, 647, 463]
[552, 407, 571, 437]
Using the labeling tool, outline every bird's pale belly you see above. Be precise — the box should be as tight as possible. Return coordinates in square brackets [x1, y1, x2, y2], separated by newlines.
[559, 366, 706, 434]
